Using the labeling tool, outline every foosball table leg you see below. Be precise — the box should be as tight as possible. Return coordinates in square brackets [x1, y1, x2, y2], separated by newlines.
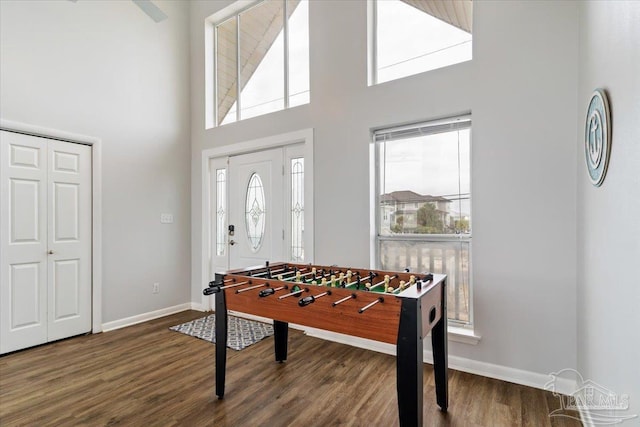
[215, 277, 227, 399]
[273, 320, 288, 362]
[396, 298, 423, 427]
[431, 278, 448, 412]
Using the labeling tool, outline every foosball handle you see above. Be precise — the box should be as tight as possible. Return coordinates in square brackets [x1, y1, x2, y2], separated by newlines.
[417, 273, 434, 290]
[260, 285, 288, 298]
[203, 282, 221, 295]
[298, 295, 316, 307]
[259, 288, 275, 297]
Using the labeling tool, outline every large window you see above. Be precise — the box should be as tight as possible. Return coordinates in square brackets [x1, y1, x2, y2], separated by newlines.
[371, 0, 472, 85]
[375, 116, 471, 325]
[214, 0, 309, 126]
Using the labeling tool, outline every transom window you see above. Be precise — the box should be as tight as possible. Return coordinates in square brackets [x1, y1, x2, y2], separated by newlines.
[214, 0, 310, 126]
[374, 116, 472, 325]
[371, 0, 473, 85]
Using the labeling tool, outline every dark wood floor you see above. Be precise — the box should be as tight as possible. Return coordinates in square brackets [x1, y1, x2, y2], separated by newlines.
[0, 310, 582, 426]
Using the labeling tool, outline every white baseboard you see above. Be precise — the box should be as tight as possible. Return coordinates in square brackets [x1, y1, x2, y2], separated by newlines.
[101, 303, 202, 332]
[190, 302, 207, 313]
[446, 352, 576, 396]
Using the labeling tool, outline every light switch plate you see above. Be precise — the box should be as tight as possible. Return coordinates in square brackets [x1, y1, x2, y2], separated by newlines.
[160, 213, 174, 224]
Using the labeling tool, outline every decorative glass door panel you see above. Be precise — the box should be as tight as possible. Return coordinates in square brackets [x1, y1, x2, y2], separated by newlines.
[245, 173, 266, 252]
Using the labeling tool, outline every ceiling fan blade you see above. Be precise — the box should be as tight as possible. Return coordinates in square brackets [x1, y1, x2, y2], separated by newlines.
[131, 0, 168, 23]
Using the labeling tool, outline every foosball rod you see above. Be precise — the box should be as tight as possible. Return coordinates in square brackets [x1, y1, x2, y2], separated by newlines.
[369, 275, 398, 291]
[259, 285, 288, 297]
[319, 274, 345, 287]
[275, 267, 309, 280]
[358, 297, 384, 313]
[344, 273, 375, 288]
[288, 267, 318, 280]
[393, 280, 409, 294]
[298, 290, 332, 307]
[235, 282, 269, 293]
[216, 280, 252, 291]
[250, 266, 290, 277]
[311, 270, 342, 281]
[278, 287, 309, 299]
[332, 293, 356, 307]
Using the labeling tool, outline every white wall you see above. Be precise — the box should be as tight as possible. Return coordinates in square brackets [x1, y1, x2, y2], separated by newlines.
[0, 0, 192, 323]
[464, 0, 578, 375]
[190, 0, 579, 381]
[577, 0, 640, 421]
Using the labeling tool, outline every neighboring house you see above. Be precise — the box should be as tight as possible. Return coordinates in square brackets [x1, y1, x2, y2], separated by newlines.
[380, 190, 451, 233]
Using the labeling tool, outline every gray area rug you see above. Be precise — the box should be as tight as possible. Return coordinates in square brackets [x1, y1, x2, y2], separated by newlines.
[169, 314, 274, 351]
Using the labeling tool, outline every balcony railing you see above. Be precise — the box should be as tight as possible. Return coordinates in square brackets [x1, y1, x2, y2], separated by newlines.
[378, 237, 471, 324]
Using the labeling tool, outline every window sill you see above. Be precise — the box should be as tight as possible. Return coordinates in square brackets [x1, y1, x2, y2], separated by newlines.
[448, 325, 481, 345]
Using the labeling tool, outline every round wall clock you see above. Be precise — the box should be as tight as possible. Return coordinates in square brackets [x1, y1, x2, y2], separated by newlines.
[584, 89, 611, 187]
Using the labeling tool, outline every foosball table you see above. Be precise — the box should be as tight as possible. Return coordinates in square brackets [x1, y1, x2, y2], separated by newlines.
[203, 262, 448, 426]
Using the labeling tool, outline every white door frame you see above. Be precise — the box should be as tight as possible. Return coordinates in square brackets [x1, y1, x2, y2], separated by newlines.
[200, 128, 314, 310]
[0, 119, 103, 333]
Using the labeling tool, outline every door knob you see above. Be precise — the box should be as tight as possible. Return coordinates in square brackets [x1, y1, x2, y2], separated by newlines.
[48, 250, 54, 255]
[229, 239, 236, 246]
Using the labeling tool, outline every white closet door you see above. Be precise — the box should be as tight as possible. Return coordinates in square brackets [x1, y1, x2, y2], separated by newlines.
[0, 132, 48, 353]
[0, 132, 92, 353]
[46, 140, 92, 341]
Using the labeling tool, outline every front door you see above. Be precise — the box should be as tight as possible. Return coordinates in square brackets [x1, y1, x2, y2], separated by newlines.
[228, 149, 284, 270]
